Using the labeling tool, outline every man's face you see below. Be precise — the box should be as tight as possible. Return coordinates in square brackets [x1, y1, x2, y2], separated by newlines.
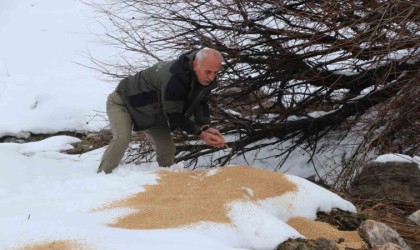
[193, 56, 222, 86]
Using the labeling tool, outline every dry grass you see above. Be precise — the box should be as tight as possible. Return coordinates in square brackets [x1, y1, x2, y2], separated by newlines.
[355, 199, 420, 249]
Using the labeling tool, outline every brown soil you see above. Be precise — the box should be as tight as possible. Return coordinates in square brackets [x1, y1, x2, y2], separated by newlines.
[104, 165, 297, 229]
[288, 217, 367, 250]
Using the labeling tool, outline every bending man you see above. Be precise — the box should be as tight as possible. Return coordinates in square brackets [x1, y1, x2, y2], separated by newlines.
[98, 48, 225, 174]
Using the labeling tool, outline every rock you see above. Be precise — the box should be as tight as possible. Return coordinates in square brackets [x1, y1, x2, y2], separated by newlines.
[372, 243, 405, 250]
[16, 131, 31, 139]
[1, 136, 26, 143]
[350, 161, 420, 207]
[316, 208, 367, 230]
[315, 238, 338, 250]
[276, 237, 338, 250]
[358, 220, 411, 250]
[407, 210, 420, 225]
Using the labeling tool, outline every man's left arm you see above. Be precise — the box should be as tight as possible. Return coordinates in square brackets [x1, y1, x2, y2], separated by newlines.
[194, 98, 225, 147]
[193, 101, 211, 127]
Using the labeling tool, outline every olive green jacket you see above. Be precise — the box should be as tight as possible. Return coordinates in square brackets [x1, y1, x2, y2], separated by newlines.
[116, 50, 217, 135]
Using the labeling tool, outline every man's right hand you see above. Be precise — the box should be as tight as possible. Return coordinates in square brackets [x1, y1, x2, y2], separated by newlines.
[200, 130, 225, 148]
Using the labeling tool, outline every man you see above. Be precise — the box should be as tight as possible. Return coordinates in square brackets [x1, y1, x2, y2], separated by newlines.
[97, 48, 225, 174]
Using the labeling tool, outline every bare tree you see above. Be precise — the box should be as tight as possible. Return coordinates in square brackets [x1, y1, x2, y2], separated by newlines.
[86, 0, 419, 189]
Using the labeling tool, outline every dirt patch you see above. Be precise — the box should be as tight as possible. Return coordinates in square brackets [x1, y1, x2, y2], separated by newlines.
[16, 240, 89, 250]
[0, 130, 113, 155]
[288, 217, 367, 250]
[65, 130, 112, 155]
[105, 165, 297, 229]
[316, 209, 367, 231]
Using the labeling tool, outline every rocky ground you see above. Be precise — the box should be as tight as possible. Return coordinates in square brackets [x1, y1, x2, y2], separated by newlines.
[305, 160, 420, 250]
[2, 132, 419, 250]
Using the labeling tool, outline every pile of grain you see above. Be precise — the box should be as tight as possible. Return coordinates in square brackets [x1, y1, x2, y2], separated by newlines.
[17, 240, 88, 250]
[107, 165, 296, 229]
[103, 165, 365, 249]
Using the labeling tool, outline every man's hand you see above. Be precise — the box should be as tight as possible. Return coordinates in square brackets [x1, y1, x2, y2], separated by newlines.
[199, 127, 225, 148]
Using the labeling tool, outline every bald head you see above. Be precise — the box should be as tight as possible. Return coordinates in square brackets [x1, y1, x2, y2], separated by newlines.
[195, 48, 223, 66]
[193, 48, 223, 86]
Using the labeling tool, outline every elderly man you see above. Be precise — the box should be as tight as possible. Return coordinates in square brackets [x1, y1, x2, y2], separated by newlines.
[98, 48, 225, 174]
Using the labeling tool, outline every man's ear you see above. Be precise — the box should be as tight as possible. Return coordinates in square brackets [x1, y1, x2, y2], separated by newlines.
[193, 60, 198, 71]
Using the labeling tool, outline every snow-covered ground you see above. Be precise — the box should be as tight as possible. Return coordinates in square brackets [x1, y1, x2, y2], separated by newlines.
[0, 1, 418, 249]
[0, 136, 358, 250]
[0, 0, 115, 136]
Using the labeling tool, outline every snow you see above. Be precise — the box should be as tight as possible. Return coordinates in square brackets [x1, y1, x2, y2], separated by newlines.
[0, 1, 414, 249]
[0, 136, 357, 249]
[373, 153, 419, 164]
[373, 154, 420, 170]
[0, 0, 115, 137]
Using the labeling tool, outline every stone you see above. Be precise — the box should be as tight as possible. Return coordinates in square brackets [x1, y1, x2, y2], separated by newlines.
[407, 210, 420, 225]
[1, 136, 26, 143]
[350, 161, 420, 207]
[315, 238, 338, 250]
[316, 208, 366, 230]
[358, 220, 411, 250]
[276, 237, 338, 250]
[372, 243, 405, 250]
